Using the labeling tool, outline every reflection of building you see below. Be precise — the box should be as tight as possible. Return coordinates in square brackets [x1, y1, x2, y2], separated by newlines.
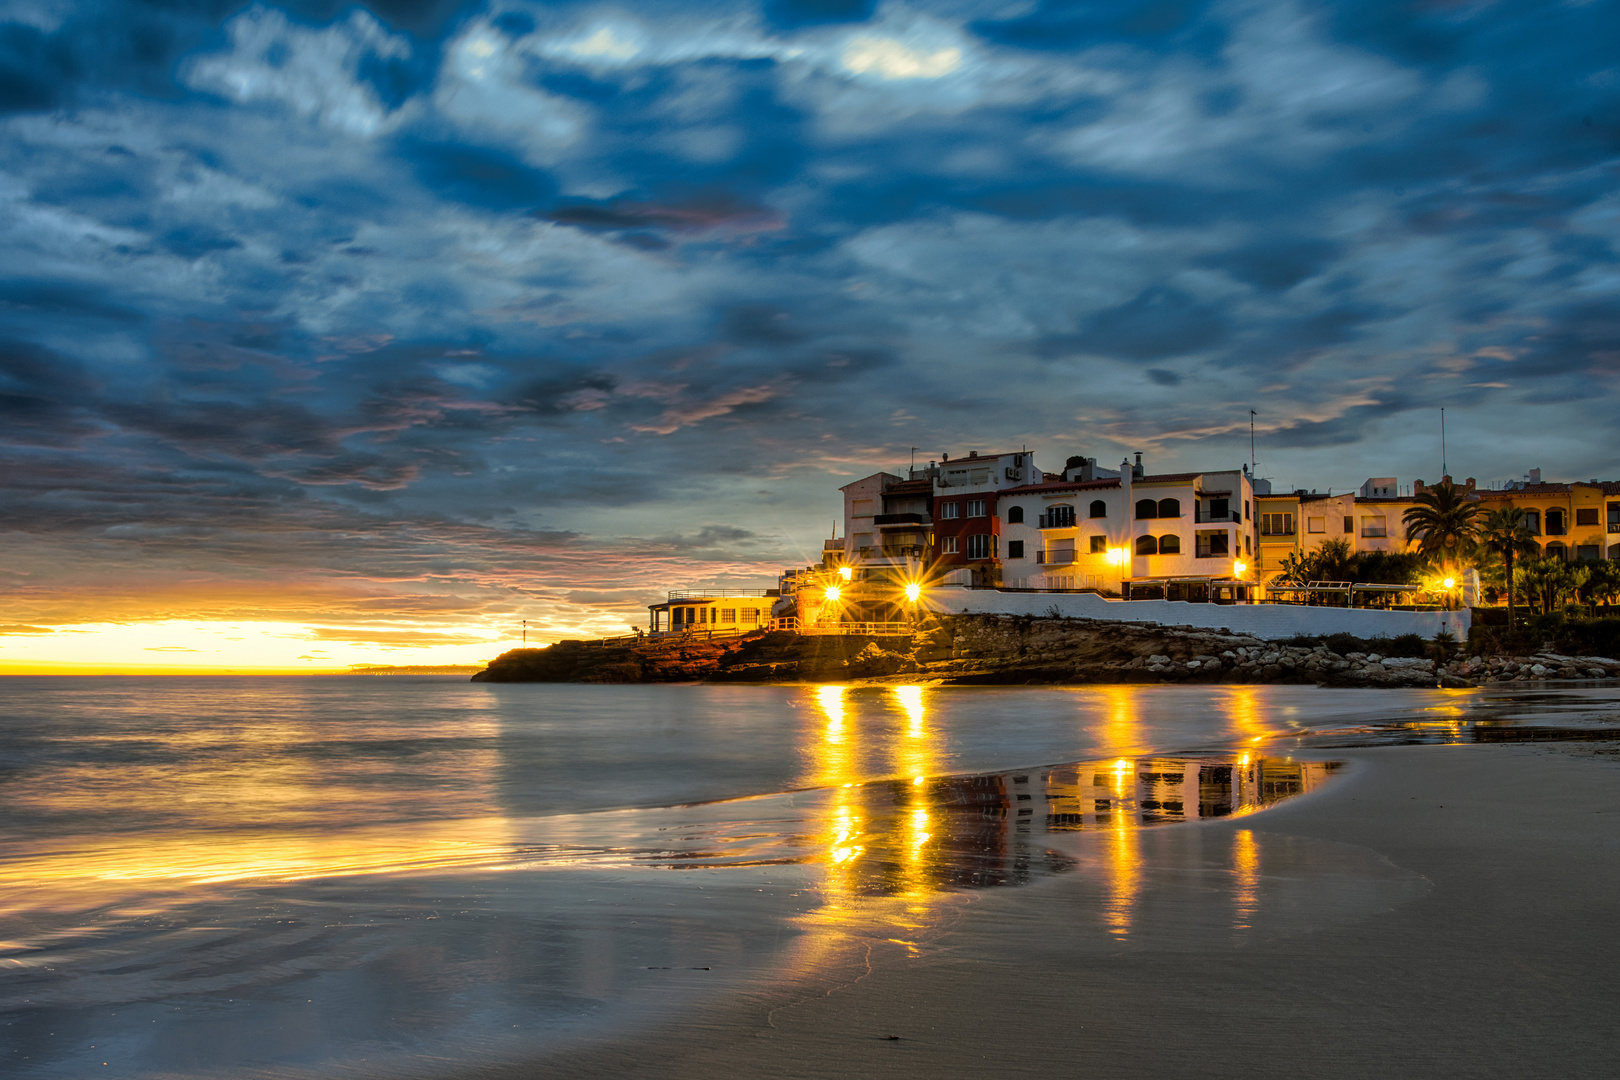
[808, 752, 1337, 898]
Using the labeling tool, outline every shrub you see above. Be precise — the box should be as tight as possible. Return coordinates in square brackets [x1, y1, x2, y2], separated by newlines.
[1324, 632, 1365, 654]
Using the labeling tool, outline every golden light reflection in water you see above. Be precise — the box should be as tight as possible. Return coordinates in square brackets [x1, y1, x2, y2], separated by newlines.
[1102, 813, 1141, 939]
[1221, 685, 1286, 747]
[1233, 828, 1260, 931]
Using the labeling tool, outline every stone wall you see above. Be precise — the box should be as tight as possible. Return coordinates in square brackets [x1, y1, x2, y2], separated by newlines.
[928, 587, 1469, 642]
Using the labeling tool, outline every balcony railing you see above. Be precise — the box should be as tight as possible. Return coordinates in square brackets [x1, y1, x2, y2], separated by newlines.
[873, 512, 930, 526]
[1196, 510, 1241, 523]
[1037, 550, 1077, 564]
[667, 589, 775, 599]
[857, 545, 926, 560]
[1360, 528, 1387, 538]
[1038, 513, 1077, 529]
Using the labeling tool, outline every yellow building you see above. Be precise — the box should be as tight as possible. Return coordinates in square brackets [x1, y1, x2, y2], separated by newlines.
[1254, 489, 1357, 591]
[1477, 479, 1620, 562]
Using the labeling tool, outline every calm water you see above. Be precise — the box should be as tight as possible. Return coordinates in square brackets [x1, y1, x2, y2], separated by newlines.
[3, 678, 1618, 1078]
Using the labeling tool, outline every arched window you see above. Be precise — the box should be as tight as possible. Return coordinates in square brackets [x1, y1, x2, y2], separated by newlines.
[1135, 535, 1159, 556]
[1006, 505, 1024, 524]
[1135, 499, 1158, 519]
[1157, 498, 1180, 518]
[1546, 542, 1568, 562]
[1157, 534, 1181, 555]
[1089, 500, 1107, 518]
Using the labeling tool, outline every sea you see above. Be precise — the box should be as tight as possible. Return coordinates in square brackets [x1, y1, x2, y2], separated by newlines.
[3, 676, 1618, 1078]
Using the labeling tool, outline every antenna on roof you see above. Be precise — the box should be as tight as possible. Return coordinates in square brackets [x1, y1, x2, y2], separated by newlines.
[1440, 407, 1447, 477]
[1249, 410, 1257, 477]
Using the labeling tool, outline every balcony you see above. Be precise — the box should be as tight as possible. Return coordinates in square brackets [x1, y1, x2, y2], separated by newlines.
[858, 544, 926, 560]
[1360, 527, 1387, 538]
[1610, 522, 1620, 533]
[1196, 510, 1241, 523]
[1037, 550, 1077, 565]
[873, 512, 931, 527]
[1038, 512, 1077, 529]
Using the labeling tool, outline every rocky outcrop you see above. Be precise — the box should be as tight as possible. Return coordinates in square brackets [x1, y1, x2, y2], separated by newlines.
[470, 616, 1620, 687]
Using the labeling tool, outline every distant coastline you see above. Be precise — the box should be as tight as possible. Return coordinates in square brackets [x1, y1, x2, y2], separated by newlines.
[344, 664, 487, 676]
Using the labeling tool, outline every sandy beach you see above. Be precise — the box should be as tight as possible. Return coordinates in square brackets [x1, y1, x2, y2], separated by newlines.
[510, 741, 1620, 1080]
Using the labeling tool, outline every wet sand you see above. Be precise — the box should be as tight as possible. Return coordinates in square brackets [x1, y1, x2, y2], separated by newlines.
[511, 743, 1620, 1080]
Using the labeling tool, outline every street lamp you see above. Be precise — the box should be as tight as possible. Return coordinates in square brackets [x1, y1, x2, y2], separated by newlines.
[838, 565, 853, 581]
[825, 585, 841, 603]
[904, 582, 921, 603]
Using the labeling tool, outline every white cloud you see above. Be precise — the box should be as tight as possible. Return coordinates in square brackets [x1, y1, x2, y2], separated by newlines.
[1053, 0, 1429, 180]
[841, 35, 962, 81]
[434, 20, 585, 166]
[183, 5, 414, 137]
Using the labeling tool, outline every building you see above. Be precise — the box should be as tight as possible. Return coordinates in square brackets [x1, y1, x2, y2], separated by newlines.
[646, 590, 778, 635]
[1254, 489, 1358, 586]
[998, 454, 1256, 600]
[930, 449, 1041, 586]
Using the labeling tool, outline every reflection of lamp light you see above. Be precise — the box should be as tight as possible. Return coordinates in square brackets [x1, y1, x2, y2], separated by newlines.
[838, 565, 853, 581]
[1442, 577, 1455, 589]
[904, 582, 921, 602]
[825, 585, 841, 602]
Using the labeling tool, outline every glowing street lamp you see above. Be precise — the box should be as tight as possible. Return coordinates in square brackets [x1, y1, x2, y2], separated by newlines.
[838, 565, 853, 581]
[1106, 547, 1129, 567]
[1233, 560, 1248, 577]
[904, 582, 922, 603]
[824, 585, 841, 603]
[1442, 577, 1456, 590]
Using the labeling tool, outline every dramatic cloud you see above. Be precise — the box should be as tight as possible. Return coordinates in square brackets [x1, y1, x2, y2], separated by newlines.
[3, 0, 1619, 648]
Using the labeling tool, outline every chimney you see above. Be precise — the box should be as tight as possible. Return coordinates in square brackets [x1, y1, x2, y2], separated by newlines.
[1465, 477, 1476, 491]
[1414, 479, 1426, 495]
[1528, 468, 1541, 485]
[1132, 452, 1144, 480]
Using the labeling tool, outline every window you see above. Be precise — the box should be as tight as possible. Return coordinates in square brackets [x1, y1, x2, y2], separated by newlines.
[1090, 535, 1107, 554]
[854, 533, 873, 550]
[1609, 503, 1620, 527]
[1046, 540, 1074, 564]
[1547, 509, 1567, 535]
[1307, 517, 1325, 533]
[1157, 498, 1180, 518]
[1546, 542, 1568, 561]
[1041, 504, 1075, 528]
[698, 607, 709, 624]
[1158, 534, 1182, 555]
[1089, 499, 1107, 518]
[742, 609, 759, 625]
[851, 498, 875, 517]
[1577, 545, 1601, 561]
[1209, 498, 1229, 520]
[941, 535, 959, 554]
[721, 608, 737, 624]
[1244, 500, 1250, 520]
[1245, 533, 1252, 555]
[1360, 516, 1387, 538]
[1576, 507, 1599, 527]
[1007, 540, 1025, 559]
[1136, 498, 1158, 519]
[1195, 531, 1230, 558]
[966, 534, 993, 560]
[970, 469, 989, 485]
[1260, 512, 1295, 536]
[1135, 535, 1159, 555]
[1611, 544, 1620, 560]
[966, 499, 987, 518]
[1344, 516, 1354, 534]
[1524, 510, 1541, 535]
[1006, 505, 1024, 524]
[940, 502, 960, 519]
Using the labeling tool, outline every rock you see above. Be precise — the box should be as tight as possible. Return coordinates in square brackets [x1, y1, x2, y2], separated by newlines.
[1365, 653, 1383, 664]
[1530, 664, 1548, 677]
[1588, 668, 1607, 679]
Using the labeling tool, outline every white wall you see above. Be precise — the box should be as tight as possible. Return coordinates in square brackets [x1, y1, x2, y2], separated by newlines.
[928, 587, 1470, 641]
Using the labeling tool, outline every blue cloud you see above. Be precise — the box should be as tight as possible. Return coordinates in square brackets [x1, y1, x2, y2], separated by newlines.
[3, 0, 1620, 633]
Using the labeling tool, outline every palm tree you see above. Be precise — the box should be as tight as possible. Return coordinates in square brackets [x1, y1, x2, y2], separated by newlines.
[1403, 480, 1481, 570]
[1476, 506, 1540, 628]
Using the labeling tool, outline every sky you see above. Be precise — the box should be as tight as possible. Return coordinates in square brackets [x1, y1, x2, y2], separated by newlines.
[2, 0, 1618, 671]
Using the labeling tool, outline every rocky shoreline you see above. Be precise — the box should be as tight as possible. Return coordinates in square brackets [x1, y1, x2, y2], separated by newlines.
[472, 614, 1620, 688]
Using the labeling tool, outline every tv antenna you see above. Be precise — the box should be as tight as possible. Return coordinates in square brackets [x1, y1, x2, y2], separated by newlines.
[1440, 407, 1447, 477]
